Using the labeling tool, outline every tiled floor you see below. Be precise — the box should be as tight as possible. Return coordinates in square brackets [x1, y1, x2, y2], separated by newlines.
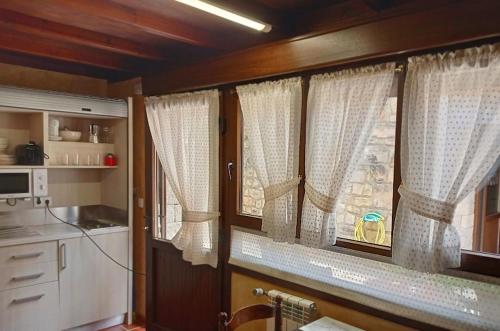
[99, 323, 145, 331]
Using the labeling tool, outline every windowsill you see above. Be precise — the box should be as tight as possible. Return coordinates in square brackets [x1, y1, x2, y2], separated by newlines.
[229, 226, 500, 331]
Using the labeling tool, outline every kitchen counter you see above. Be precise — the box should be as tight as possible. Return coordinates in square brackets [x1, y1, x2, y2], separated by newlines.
[0, 223, 128, 248]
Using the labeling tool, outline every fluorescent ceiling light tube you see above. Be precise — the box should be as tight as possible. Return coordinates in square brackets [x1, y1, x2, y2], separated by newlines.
[176, 0, 272, 32]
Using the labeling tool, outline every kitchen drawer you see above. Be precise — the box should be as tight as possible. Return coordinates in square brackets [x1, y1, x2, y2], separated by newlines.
[0, 261, 58, 291]
[0, 241, 57, 266]
[0, 281, 59, 331]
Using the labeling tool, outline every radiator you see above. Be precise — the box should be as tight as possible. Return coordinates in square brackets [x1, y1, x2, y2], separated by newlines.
[253, 288, 317, 331]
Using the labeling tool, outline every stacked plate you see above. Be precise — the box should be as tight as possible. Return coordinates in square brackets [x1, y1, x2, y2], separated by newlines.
[0, 154, 16, 165]
[0, 137, 16, 165]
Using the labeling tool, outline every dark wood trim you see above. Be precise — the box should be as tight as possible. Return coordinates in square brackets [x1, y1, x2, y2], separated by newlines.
[0, 8, 167, 61]
[296, 0, 455, 36]
[459, 251, 500, 278]
[391, 61, 407, 247]
[221, 89, 234, 314]
[229, 265, 447, 331]
[132, 95, 147, 323]
[472, 190, 485, 251]
[144, 111, 154, 331]
[143, 0, 500, 95]
[335, 238, 391, 257]
[295, 75, 309, 239]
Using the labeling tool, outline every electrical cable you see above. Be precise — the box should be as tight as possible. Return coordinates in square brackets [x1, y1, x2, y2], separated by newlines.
[45, 201, 146, 277]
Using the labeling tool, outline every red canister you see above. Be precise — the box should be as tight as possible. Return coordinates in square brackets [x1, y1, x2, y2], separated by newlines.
[104, 153, 117, 166]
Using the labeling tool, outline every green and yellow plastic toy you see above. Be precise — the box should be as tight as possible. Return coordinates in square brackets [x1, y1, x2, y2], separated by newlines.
[354, 211, 386, 245]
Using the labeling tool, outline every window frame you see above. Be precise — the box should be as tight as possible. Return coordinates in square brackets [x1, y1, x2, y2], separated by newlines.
[224, 58, 500, 278]
[234, 69, 402, 256]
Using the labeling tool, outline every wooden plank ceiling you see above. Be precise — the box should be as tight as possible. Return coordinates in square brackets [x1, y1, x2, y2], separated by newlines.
[0, 0, 449, 81]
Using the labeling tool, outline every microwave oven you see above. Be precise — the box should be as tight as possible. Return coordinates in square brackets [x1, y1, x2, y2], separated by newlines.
[0, 168, 48, 199]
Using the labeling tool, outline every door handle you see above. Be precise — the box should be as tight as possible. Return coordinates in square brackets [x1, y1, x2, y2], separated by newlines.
[227, 161, 234, 181]
[59, 243, 67, 270]
[11, 272, 45, 282]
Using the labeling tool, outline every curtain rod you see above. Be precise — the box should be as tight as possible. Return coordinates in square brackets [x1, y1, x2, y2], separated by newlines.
[228, 65, 404, 94]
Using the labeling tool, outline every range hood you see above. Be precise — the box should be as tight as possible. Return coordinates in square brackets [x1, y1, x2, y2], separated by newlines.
[0, 85, 128, 118]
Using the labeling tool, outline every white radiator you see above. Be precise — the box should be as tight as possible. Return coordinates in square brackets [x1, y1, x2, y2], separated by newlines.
[253, 288, 316, 331]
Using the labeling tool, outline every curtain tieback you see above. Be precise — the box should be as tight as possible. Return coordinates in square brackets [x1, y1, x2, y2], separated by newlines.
[398, 185, 455, 224]
[304, 181, 336, 213]
[182, 210, 220, 223]
[263, 176, 301, 202]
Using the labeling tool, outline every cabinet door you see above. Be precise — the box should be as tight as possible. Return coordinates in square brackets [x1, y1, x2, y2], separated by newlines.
[0, 281, 59, 331]
[59, 231, 128, 330]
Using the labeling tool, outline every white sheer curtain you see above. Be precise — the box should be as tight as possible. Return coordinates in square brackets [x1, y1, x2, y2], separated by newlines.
[237, 77, 302, 243]
[301, 63, 396, 248]
[393, 44, 500, 273]
[145, 90, 219, 268]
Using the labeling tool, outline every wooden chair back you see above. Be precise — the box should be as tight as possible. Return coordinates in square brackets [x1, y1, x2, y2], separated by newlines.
[218, 296, 282, 331]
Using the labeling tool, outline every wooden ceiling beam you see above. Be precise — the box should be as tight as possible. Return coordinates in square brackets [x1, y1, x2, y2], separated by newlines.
[0, 49, 133, 80]
[142, 0, 500, 95]
[0, 9, 167, 61]
[362, 0, 394, 11]
[0, 0, 229, 50]
[0, 28, 143, 73]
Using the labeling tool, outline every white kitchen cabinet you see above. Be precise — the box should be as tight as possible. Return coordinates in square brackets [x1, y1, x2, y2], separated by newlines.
[0, 281, 59, 331]
[58, 231, 128, 330]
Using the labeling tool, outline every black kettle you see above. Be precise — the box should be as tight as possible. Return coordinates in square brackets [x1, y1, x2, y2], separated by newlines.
[15, 141, 48, 165]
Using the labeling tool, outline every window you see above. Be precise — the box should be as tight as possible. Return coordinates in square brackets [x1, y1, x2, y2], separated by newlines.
[234, 60, 500, 273]
[335, 97, 397, 246]
[239, 81, 399, 248]
[457, 169, 500, 255]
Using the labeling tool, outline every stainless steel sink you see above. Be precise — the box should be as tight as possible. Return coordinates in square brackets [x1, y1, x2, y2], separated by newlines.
[50, 205, 127, 230]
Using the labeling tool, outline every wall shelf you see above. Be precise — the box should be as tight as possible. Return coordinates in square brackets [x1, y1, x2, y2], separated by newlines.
[0, 165, 118, 169]
[47, 141, 114, 148]
[0, 165, 46, 169]
[48, 165, 118, 169]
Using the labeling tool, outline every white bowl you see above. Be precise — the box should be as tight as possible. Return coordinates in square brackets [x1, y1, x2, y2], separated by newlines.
[60, 130, 82, 142]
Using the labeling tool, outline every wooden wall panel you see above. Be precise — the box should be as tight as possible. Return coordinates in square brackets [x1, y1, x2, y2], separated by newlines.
[107, 77, 143, 99]
[231, 272, 415, 331]
[0, 62, 108, 96]
[143, 0, 500, 95]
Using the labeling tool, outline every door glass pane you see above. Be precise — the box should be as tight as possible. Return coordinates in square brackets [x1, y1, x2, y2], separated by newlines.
[165, 182, 182, 240]
[153, 155, 182, 241]
[240, 115, 265, 217]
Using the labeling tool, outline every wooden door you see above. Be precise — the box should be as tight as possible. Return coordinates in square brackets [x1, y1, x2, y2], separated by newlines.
[145, 108, 222, 331]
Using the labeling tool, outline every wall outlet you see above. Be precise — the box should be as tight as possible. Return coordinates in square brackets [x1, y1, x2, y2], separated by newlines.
[34, 196, 52, 208]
